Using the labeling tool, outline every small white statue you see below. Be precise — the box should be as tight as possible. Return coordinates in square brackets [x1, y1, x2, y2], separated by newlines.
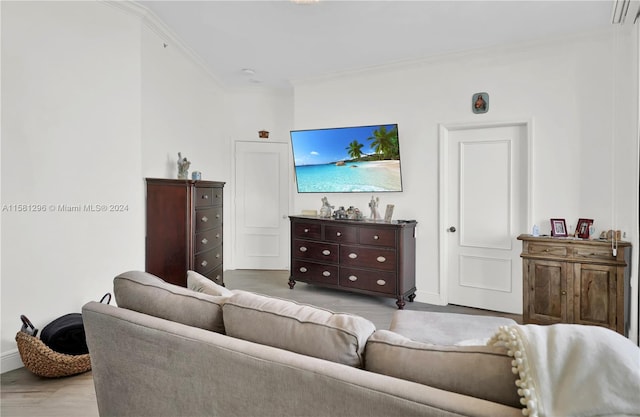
[369, 196, 380, 220]
[319, 196, 334, 218]
[177, 152, 191, 179]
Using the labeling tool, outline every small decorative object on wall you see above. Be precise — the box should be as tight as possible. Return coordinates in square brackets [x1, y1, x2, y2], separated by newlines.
[550, 218, 568, 237]
[177, 152, 191, 179]
[575, 218, 594, 239]
[472, 92, 489, 114]
[384, 204, 395, 222]
[259, 130, 269, 139]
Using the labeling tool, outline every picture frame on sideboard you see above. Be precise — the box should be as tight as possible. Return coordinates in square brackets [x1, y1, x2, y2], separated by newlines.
[550, 218, 568, 237]
[575, 218, 594, 239]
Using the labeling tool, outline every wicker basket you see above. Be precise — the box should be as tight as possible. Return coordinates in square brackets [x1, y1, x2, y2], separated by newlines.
[15, 317, 91, 378]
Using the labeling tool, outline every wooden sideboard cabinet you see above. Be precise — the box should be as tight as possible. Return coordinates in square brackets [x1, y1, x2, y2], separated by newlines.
[288, 216, 417, 309]
[145, 178, 225, 287]
[518, 234, 631, 335]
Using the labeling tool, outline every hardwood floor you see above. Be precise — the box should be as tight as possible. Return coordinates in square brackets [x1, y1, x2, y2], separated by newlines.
[1, 269, 521, 417]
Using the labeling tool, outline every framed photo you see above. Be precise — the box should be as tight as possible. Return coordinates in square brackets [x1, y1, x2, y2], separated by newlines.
[550, 218, 568, 237]
[472, 92, 489, 114]
[575, 218, 593, 239]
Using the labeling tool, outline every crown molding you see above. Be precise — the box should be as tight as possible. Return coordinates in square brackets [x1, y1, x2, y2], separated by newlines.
[291, 27, 614, 88]
[101, 0, 225, 90]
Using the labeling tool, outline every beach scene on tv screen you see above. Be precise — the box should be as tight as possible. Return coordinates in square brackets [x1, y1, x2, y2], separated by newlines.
[291, 124, 403, 193]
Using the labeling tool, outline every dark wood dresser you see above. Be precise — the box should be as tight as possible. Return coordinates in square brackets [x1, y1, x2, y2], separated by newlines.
[288, 216, 417, 309]
[518, 234, 631, 335]
[145, 178, 225, 287]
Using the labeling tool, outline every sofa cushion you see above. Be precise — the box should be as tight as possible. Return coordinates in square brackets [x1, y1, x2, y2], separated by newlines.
[187, 270, 233, 297]
[113, 270, 227, 334]
[365, 330, 521, 408]
[222, 290, 375, 368]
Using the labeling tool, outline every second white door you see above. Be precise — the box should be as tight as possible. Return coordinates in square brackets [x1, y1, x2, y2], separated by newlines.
[444, 123, 528, 314]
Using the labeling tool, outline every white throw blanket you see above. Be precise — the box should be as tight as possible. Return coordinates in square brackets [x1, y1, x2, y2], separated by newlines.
[489, 324, 640, 417]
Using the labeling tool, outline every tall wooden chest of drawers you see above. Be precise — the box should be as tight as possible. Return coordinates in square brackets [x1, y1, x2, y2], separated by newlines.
[518, 234, 631, 335]
[145, 178, 225, 287]
[289, 216, 417, 309]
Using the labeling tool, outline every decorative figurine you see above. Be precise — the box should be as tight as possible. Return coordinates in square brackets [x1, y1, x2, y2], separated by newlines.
[177, 152, 191, 179]
[369, 196, 380, 220]
[319, 196, 334, 218]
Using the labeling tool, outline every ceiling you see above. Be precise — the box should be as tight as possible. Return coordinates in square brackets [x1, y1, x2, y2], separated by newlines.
[138, 1, 614, 90]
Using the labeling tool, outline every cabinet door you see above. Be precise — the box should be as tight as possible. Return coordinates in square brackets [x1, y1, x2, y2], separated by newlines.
[573, 263, 617, 330]
[525, 259, 569, 324]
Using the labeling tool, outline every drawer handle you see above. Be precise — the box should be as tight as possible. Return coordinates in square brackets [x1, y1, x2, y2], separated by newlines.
[336, 232, 342, 237]
[377, 256, 386, 263]
[544, 249, 550, 252]
[299, 267, 307, 273]
[348, 275, 358, 282]
[348, 253, 358, 259]
[201, 238, 208, 244]
[216, 253, 220, 258]
[376, 279, 386, 286]
[202, 194, 209, 200]
[202, 216, 208, 223]
[216, 214, 220, 219]
[322, 271, 331, 277]
[561, 290, 567, 295]
[322, 250, 331, 256]
[215, 194, 220, 198]
[201, 260, 208, 267]
[374, 235, 379, 240]
[216, 233, 220, 239]
[304, 228, 309, 233]
[299, 246, 308, 252]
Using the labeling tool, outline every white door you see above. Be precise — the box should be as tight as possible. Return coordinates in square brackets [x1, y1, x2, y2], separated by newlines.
[234, 141, 290, 269]
[442, 123, 528, 314]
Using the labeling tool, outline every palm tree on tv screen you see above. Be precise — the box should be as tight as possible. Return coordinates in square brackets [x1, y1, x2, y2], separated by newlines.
[346, 140, 364, 160]
[368, 125, 399, 160]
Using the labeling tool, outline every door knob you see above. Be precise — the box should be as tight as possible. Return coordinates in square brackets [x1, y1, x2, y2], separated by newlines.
[448, 226, 456, 232]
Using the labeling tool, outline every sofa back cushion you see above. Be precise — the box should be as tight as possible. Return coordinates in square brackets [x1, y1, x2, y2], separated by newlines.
[365, 330, 520, 408]
[113, 271, 227, 334]
[187, 270, 233, 297]
[223, 290, 375, 368]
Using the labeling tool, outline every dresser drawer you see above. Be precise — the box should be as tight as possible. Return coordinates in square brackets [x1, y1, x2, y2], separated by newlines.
[325, 224, 358, 244]
[291, 260, 339, 285]
[195, 187, 222, 207]
[359, 227, 396, 247]
[340, 267, 396, 295]
[202, 264, 224, 286]
[195, 207, 222, 232]
[572, 246, 616, 262]
[293, 222, 322, 240]
[527, 243, 567, 257]
[340, 245, 396, 271]
[195, 227, 222, 254]
[194, 247, 222, 274]
[293, 239, 339, 263]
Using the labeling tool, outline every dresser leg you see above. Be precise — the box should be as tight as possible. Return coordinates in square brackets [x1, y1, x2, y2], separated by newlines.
[408, 293, 416, 302]
[288, 278, 296, 289]
[396, 297, 406, 309]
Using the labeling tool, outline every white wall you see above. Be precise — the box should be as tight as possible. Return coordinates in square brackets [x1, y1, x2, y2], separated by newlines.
[1, 1, 143, 370]
[0, 1, 232, 372]
[292, 28, 639, 341]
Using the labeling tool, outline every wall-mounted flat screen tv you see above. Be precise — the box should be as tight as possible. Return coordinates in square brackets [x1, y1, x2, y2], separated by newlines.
[290, 123, 403, 193]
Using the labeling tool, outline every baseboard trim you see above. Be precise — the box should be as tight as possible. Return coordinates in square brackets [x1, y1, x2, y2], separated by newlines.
[414, 290, 445, 306]
[1, 349, 24, 374]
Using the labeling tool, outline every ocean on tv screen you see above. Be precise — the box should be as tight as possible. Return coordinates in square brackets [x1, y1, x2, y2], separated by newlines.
[295, 160, 402, 193]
